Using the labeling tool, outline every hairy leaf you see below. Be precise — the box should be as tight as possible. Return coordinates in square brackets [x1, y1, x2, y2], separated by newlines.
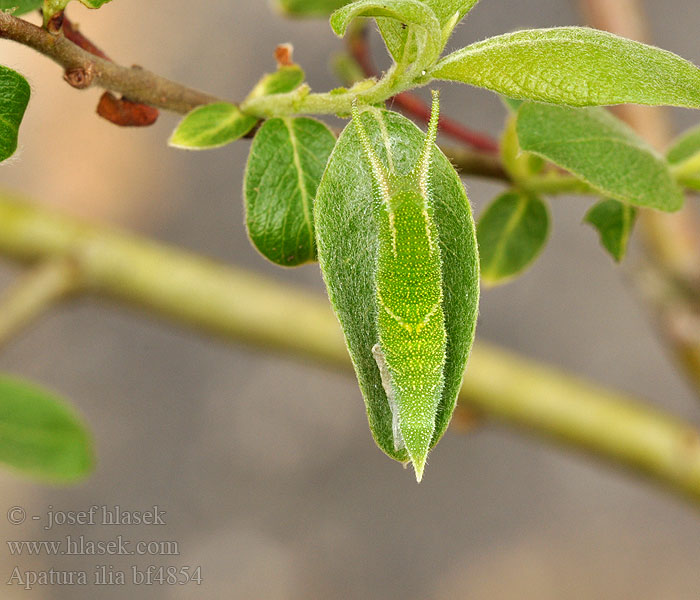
[0, 376, 94, 482]
[244, 117, 336, 266]
[330, 0, 442, 71]
[431, 27, 700, 108]
[376, 0, 480, 59]
[517, 103, 684, 211]
[478, 190, 549, 284]
[584, 199, 637, 262]
[169, 103, 257, 150]
[0, 0, 41, 14]
[0, 65, 30, 163]
[315, 106, 479, 479]
[248, 65, 305, 100]
[276, 0, 350, 16]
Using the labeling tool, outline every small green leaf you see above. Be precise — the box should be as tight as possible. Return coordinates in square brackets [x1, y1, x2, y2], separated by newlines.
[169, 103, 257, 150]
[315, 105, 479, 478]
[43, 0, 111, 23]
[517, 103, 684, 212]
[247, 65, 305, 100]
[0, 65, 30, 163]
[501, 96, 524, 113]
[0, 375, 94, 482]
[431, 27, 700, 108]
[275, 0, 350, 17]
[433, 0, 479, 43]
[0, 0, 42, 15]
[244, 117, 336, 266]
[667, 125, 700, 190]
[478, 190, 549, 284]
[584, 199, 637, 262]
[667, 125, 700, 165]
[375, 0, 479, 60]
[330, 0, 442, 71]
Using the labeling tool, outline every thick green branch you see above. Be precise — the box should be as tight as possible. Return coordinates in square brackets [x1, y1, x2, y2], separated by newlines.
[1, 195, 700, 502]
[0, 257, 78, 347]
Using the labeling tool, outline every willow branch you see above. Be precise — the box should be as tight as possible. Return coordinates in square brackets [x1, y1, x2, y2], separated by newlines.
[579, 0, 700, 394]
[0, 12, 223, 113]
[1, 195, 700, 502]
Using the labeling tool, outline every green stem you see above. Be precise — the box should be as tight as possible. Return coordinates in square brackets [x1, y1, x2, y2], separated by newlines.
[1, 195, 700, 503]
[241, 64, 419, 118]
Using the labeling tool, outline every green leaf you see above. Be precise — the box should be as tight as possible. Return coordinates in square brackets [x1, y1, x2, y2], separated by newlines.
[517, 103, 684, 212]
[667, 125, 700, 190]
[432, 0, 479, 43]
[275, 0, 350, 17]
[315, 106, 479, 477]
[431, 27, 700, 108]
[478, 190, 549, 284]
[667, 125, 700, 165]
[330, 0, 442, 71]
[247, 65, 305, 100]
[501, 96, 524, 113]
[0, 0, 42, 15]
[0, 375, 94, 482]
[584, 199, 637, 262]
[169, 103, 257, 150]
[244, 117, 336, 266]
[43, 0, 111, 23]
[0, 65, 30, 163]
[374, 0, 479, 60]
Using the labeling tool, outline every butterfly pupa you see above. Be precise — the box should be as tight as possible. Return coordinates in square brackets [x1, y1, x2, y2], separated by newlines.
[314, 90, 479, 483]
[352, 91, 446, 482]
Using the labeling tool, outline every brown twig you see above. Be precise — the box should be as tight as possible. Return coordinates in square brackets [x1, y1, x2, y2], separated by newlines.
[61, 15, 159, 126]
[348, 24, 500, 154]
[0, 12, 223, 114]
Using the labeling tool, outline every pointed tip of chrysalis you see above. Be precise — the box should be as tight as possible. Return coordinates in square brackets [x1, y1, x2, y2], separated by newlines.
[403, 428, 432, 483]
[412, 454, 427, 483]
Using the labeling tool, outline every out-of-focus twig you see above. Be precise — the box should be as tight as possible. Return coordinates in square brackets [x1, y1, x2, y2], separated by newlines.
[0, 258, 79, 348]
[1, 195, 700, 502]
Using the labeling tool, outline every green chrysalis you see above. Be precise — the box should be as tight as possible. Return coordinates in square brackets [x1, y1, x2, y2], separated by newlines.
[352, 92, 445, 481]
[315, 92, 480, 482]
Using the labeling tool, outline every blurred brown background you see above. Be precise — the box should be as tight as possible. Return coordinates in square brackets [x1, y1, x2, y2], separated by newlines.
[1, 1, 700, 598]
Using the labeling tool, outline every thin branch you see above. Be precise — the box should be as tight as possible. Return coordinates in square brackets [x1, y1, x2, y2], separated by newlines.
[1, 194, 700, 502]
[0, 12, 223, 114]
[0, 258, 79, 347]
[579, 0, 700, 396]
[348, 24, 500, 153]
[439, 145, 510, 182]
